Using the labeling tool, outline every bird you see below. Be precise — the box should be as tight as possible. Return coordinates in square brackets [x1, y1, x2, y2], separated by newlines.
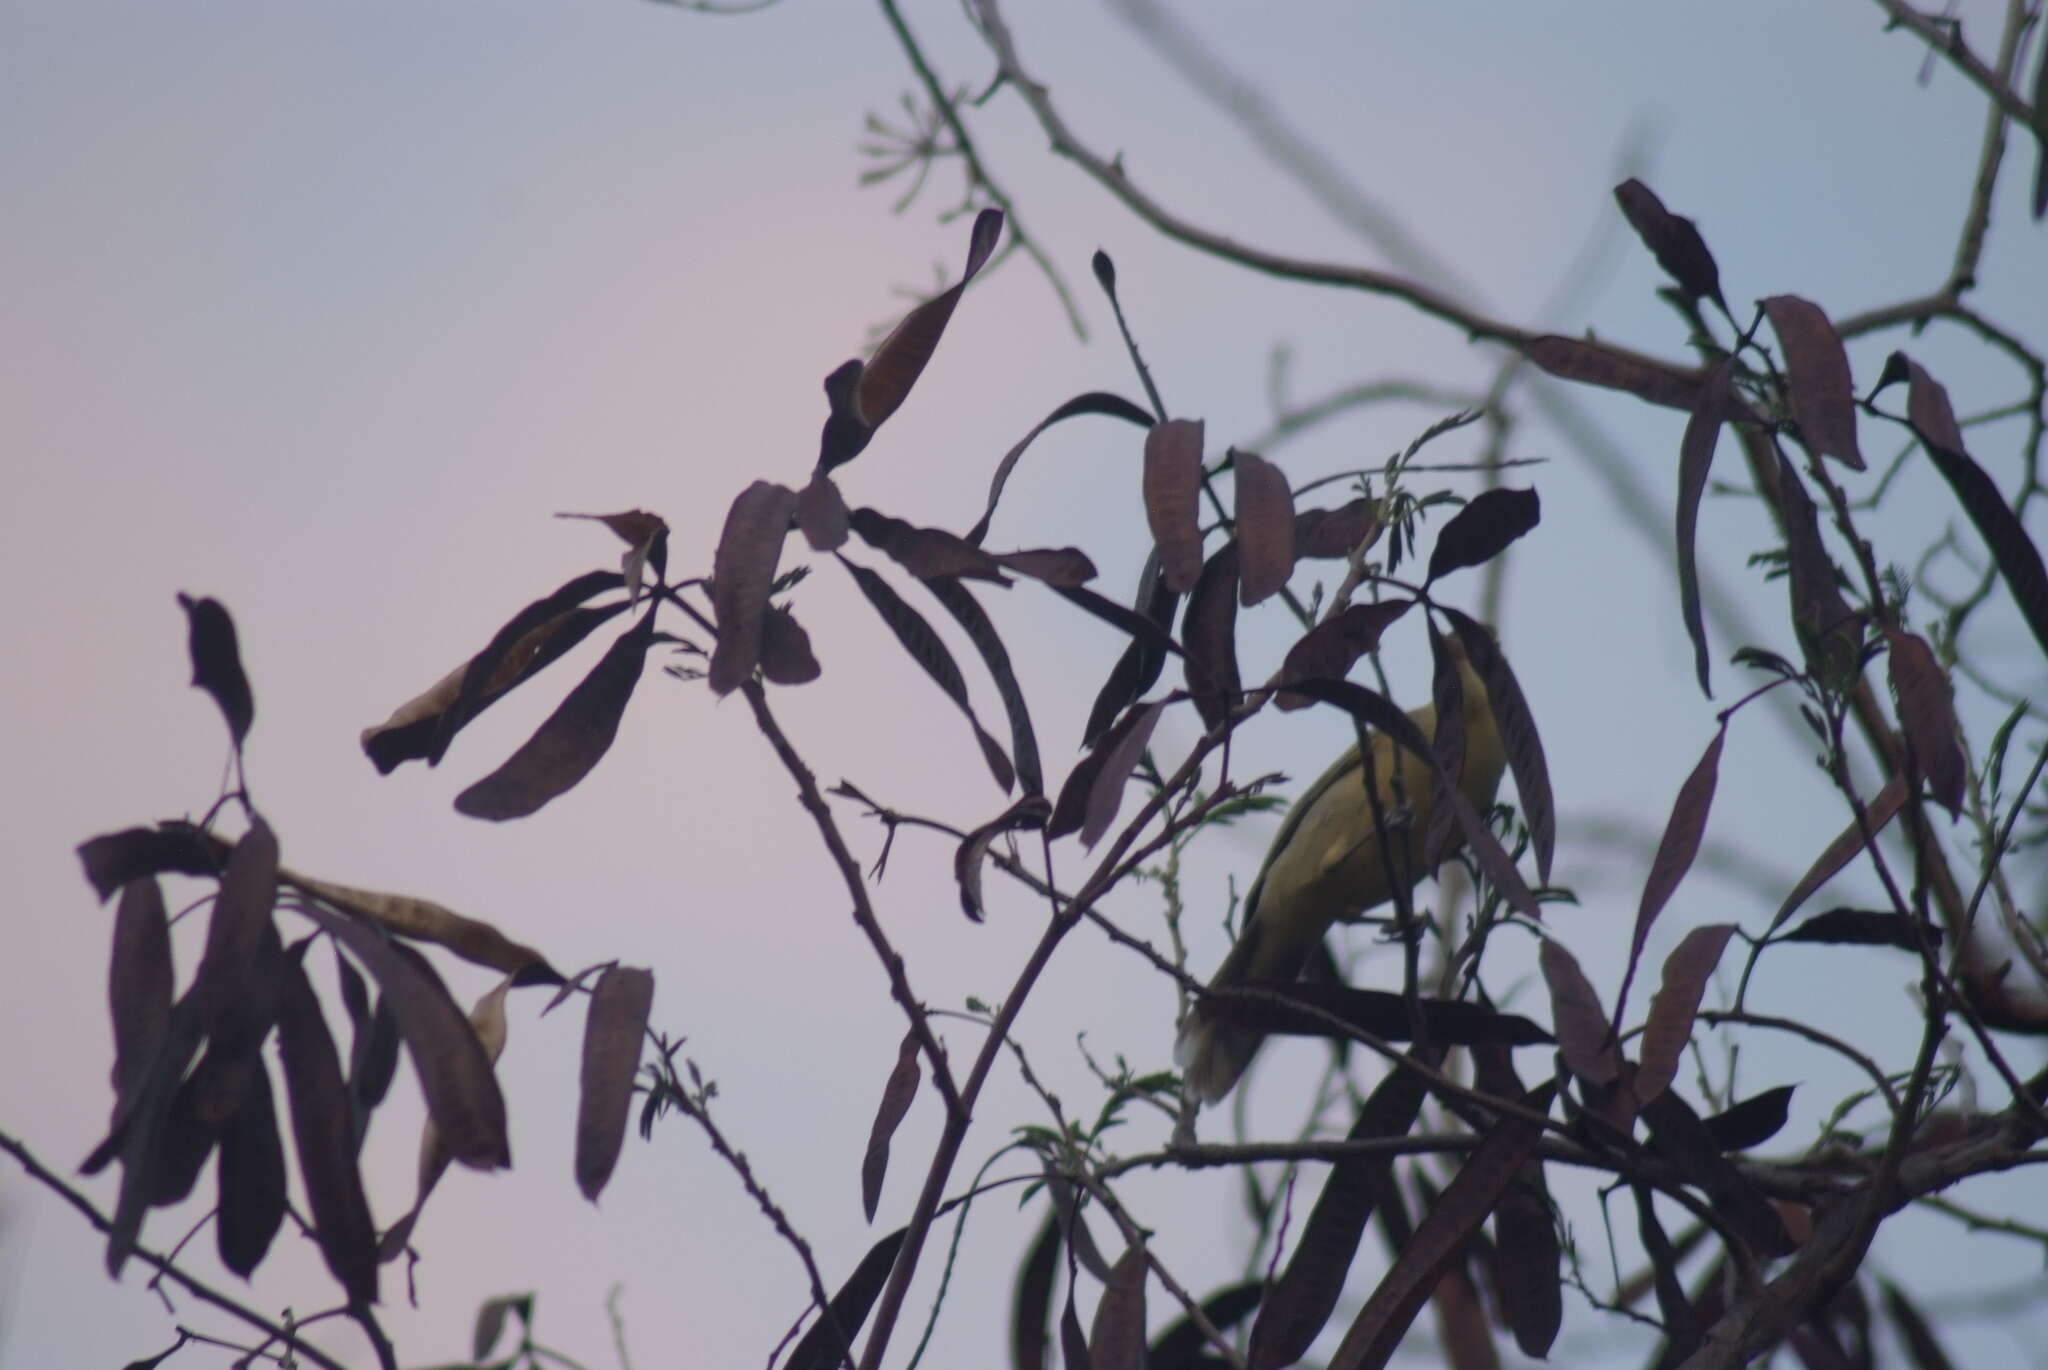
[1175, 636, 1507, 1104]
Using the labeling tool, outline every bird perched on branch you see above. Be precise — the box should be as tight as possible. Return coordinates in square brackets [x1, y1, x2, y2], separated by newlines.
[1176, 637, 1506, 1104]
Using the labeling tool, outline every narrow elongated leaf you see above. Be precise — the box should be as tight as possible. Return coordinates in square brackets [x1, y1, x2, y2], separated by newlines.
[363, 570, 627, 773]
[1422, 623, 1468, 871]
[1144, 419, 1207, 593]
[456, 609, 657, 820]
[557, 510, 668, 604]
[924, 579, 1043, 797]
[1295, 498, 1378, 559]
[1442, 610, 1554, 883]
[194, 818, 280, 1038]
[177, 594, 254, 747]
[954, 796, 1052, 921]
[1089, 1245, 1148, 1370]
[787, 1227, 908, 1370]
[968, 392, 1156, 546]
[78, 823, 218, 902]
[1617, 726, 1725, 1032]
[849, 507, 1010, 582]
[1882, 1281, 1960, 1370]
[1525, 336, 1701, 412]
[797, 469, 851, 551]
[1783, 907, 1936, 950]
[1539, 940, 1617, 1086]
[295, 904, 509, 1170]
[1771, 776, 1907, 930]
[760, 605, 823, 685]
[1633, 1183, 1698, 1360]
[1012, 1212, 1062, 1370]
[149, 1041, 246, 1205]
[1635, 923, 1737, 1106]
[1249, 1053, 1435, 1370]
[288, 871, 560, 983]
[380, 975, 513, 1261]
[100, 998, 203, 1275]
[275, 951, 377, 1304]
[1077, 702, 1165, 849]
[994, 547, 1098, 587]
[1275, 600, 1414, 710]
[1471, 1046, 1560, 1359]
[1425, 488, 1540, 585]
[1054, 581, 1185, 663]
[215, 1064, 286, 1277]
[1701, 1085, 1795, 1152]
[1613, 179, 1726, 310]
[843, 557, 1014, 792]
[709, 481, 798, 694]
[1232, 450, 1296, 605]
[1906, 358, 2048, 671]
[854, 208, 1002, 431]
[1327, 1103, 1548, 1370]
[1078, 561, 1180, 747]
[472, 1293, 535, 1363]
[2033, 31, 2048, 219]
[1198, 981, 1551, 1047]
[109, 879, 173, 1108]
[1062, 1288, 1092, 1370]
[1676, 361, 1733, 696]
[577, 965, 654, 1202]
[1765, 296, 1863, 469]
[1884, 627, 1964, 814]
[861, 1031, 922, 1222]
[1181, 544, 1241, 731]
[1149, 1282, 1264, 1369]
[1638, 1090, 1792, 1254]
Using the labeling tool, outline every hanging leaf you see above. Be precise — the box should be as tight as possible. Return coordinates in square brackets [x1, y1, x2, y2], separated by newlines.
[709, 481, 799, 694]
[1702, 1086, 1795, 1151]
[1063, 702, 1166, 849]
[1231, 450, 1296, 605]
[924, 579, 1043, 798]
[1424, 488, 1540, 585]
[786, 1227, 909, 1370]
[456, 608, 658, 820]
[294, 904, 509, 1170]
[472, 1294, 536, 1364]
[1088, 1245, 1148, 1370]
[760, 606, 823, 686]
[1638, 1090, 1793, 1255]
[285, 871, 560, 984]
[1613, 179, 1727, 311]
[1884, 627, 1965, 815]
[1615, 727, 1726, 1033]
[1442, 610, 1554, 883]
[1078, 559, 1180, 748]
[1632, 1183, 1699, 1361]
[214, 1065, 286, 1278]
[1181, 544, 1242, 732]
[993, 547, 1099, 587]
[798, 470, 852, 551]
[1676, 361, 1734, 696]
[1764, 295, 1863, 470]
[1471, 1045, 1561, 1360]
[108, 878, 173, 1113]
[1524, 336, 1702, 413]
[192, 818, 280, 1039]
[556, 510, 669, 604]
[577, 965, 654, 1202]
[1062, 1287, 1093, 1370]
[379, 975, 513, 1261]
[1275, 600, 1414, 710]
[1197, 981, 1551, 1048]
[274, 950, 378, 1305]
[1149, 1282, 1264, 1370]
[1144, 419, 1208, 593]
[1421, 622, 1469, 872]
[78, 823, 218, 902]
[861, 1031, 922, 1223]
[1295, 498, 1379, 559]
[968, 392, 1156, 546]
[1882, 1281, 1961, 1370]
[1770, 776, 1907, 930]
[1012, 1212, 1062, 1370]
[1782, 907, 1938, 951]
[176, 594, 254, 748]
[1635, 923, 1737, 1107]
[855, 209, 1002, 431]
[1905, 357, 2048, 671]
[843, 557, 1015, 792]
[955, 795, 1054, 922]
[849, 507, 1010, 582]
[362, 570, 628, 773]
[1539, 940, 1617, 1086]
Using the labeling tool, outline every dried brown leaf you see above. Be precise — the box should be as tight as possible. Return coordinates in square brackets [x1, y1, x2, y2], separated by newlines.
[1765, 295, 1863, 469]
[1635, 923, 1737, 1106]
[1677, 361, 1733, 696]
[1525, 336, 1701, 412]
[861, 1031, 922, 1222]
[1088, 1245, 1148, 1370]
[577, 965, 654, 1201]
[760, 605, 823, 685]
[1617, 726, 1726, 1032]
[1539, 940, 1617, 1087]
[1143, 418, 1207, 594]
[797, 469, 852, 551]
[1231, 450, 1295, 605]
[709, 481, 798, 694]
[1885, 627, 1964, 815]
[275, 951, 377, 1304]
[176, 593, 255, 747]
[1275, 600, 1414, 710]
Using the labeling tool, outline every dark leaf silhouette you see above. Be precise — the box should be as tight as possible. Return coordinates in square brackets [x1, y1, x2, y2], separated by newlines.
[1639, 1089, 1792, 1254]
[193, 817, 280, 1039]
[215, 1064, 286, 1277]
[295, 903, 509, 1170]
[1197, 981, 1551, 1048]
[78, 823, 218, 902]
[362, 570, 628, 773]
[1676, 361, 1734, 696]
[577, 964, 654, 1202]
[1012, 1212, 1062, 1370]
[1783, 907, 1937, 951]
[1883, 1280, 1960, 1370]
[798, 469, 852, 551]
[1231, 450, 1296, 605]
[1249, 1054, 1435, 1370]
[1635, 923, 1737, 1107]
[843, 557, 1015, 792]
[275, 950, 378, 1304]
[1080, 565, 1181, 750]
[861, 1031, 922, 1222]
[1421, 621, 1468, 871]
[955, 795, 1053, 922]
[287, 869, 561, 984]
[338, 953, 401, 1152]
[1525, 336, 1702, 412]
[1633, 1182, 1698, 1360]
[177, 593, 254, 747]
[1765, 295, 1863, 469]
[1056, 580, 1186, 667]
[818, 358, 871, 471]
[1905, 357, 2048, 671]
[787, 1227, 909, 1370]
[471, 1293, 535, 1363]
[1617, 727, 1725, 1033]
[850, 507, 1010, 582]
[1702, 1086, 1796, 1151]
[109, 878, 173, 1114]
[968, 392, 1155, 546]
[1150, 1282, 1263, 1370]
[995, 547, 1099, 587]
[2034, 30, 2048, 218]
[378, 975, 512, 1262]
[1613, 179, 1726, 310]
[1144, 418, 1208, 593]
[1472, 1045, 1561, 1359]
[760, 605, 823, 686]
[1061, 701, 1165, 849]
[1884, 627, 1965, 814]
[1772, 775, 1907, 930]
[1181, 544, 1241, 731]
[148, 1042, 245, 1206]
[709, 481, 799, 694]
[1539, 940, 1617, 1086]
[456, 608, 658, 820]
[1295, 498, 1378, 559]
[1089, 1245, 1148, 1370]
[1062, 1287, 1092, 1370]
[1425, 487, 1540, 585]
[1275, 600, 1414, 710]
[855, 208, 1002, 430]
[555, 509, 669, 603]
[1443, 610, 1554, 883]
[925, 579, 1044, 797]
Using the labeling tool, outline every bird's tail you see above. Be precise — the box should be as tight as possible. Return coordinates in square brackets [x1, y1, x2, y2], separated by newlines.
[1175, 1014, 1261, 1105]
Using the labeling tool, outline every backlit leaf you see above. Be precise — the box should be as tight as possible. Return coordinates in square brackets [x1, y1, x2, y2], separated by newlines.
[1676, 361, 1733, 696]
[108, 878, 173, 1112]
[1143, 419, 1207, 593]
[709, 481, 799, 694]
[1442, 610, 1554, 883]
[1702, 1086, 1796, 1152]
[215, 1065, 286, 1277]
[1771, 775, 1907, 931]
[1425, 488, 1540, 585]
[797, 469, 852, 551]
[275, 950, 377, 1304]
[577, 965, 654, 1202]
[760, 605, 823, 686]
[1275, 600, 1414, 710]
[1616, 727, 1725, 1032]
[1012, 1212, 1061, 1370]
[1539, 940, 1617, 1086]
[861, 1031, 922, 1222]
[924, 579, 1043, 797]
[1613, 179, 1726, 309]
[1885, 627, 1965, 814]
[1088, 1245, 1148, 1370]
[1295, 498, 1378, 559]
[993, 547, 1098, 587]
[854, 208, 1003, 430]
[1078, 559, 1180, 748]
[1765, 295, 1863, 469]
[1635, 923, 1737, 1106]
[78, 823, 217, 902]
[1525, 336, 1701, 412]
[1782, 907, 1936, 951]
[193, 818, 280, 1039]
[1181, 544, 1241, 731]
[787, 1227, 908, 1370]
[288, 871, 560, 984]
[968, 392, 1155, 546]
[1231, 450, 1296, 605]
[849, 507, 1010, 582]
[176, 594, 254, 747]
[954, 795, 1052, 922]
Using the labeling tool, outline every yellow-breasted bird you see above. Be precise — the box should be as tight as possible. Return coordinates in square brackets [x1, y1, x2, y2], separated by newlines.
[1176, 639, 1506, 1104]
